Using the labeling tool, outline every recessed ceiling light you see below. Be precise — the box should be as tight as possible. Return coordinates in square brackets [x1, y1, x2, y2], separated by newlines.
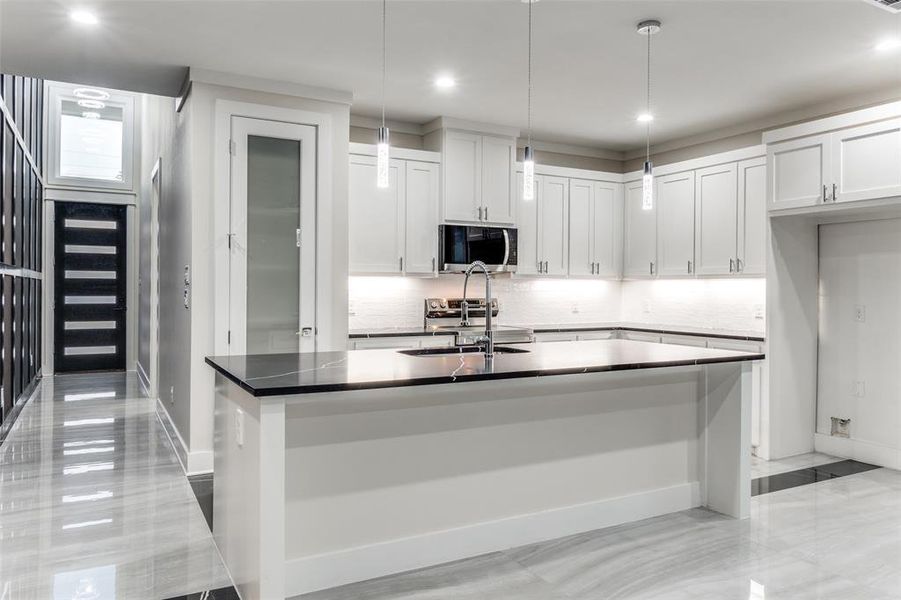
[70, 9, 99, 25]
[434, 76, 456, 89]
[876, 38, 901, 52]
[73, 88, 110, 101]
[637, 113, 654, 123]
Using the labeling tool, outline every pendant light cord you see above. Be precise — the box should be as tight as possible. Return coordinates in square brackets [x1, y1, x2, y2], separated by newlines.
[645, 26, 651, 162]
[527, 0, 532, 148]
[381, 0, 386, 128]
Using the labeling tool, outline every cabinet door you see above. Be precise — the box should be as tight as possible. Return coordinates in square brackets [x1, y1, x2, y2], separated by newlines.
[539, 176, 569, 276]
[592, 181, 623, 278]
[695, 163, 738, 276]
[623, 180, 657, 278]
[444, 130, 482, 222]
[481, 135, 516, 224]
[737, 157, 767, 276]
[767, 134, 831, 210]
[568, 178, 594, 277]
[656, 171, 696, 277]
[404, 161, 439, 275]
[832, 119, 901, 204]
[348, 155, 404, 274]
[515, 171, 540, 275]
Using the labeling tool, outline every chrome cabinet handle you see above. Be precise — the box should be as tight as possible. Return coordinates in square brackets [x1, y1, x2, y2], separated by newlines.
[399, 257, 404, 272]
[484, 207, 488, 221]
[432, 257, 436, 272]
[729, 258, 735, 273]
[823, 184, 827, 203]
[544, 260, 549, 273]
[737, 258, 743, 272]
[687, 260, 692, 274]
[832, 183, 837, 202]
[477, 206, 483, 220]
[649, 261, 655, 276]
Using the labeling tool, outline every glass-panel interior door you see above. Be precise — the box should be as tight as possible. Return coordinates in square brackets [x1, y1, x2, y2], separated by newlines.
[228, 117, 316, 355]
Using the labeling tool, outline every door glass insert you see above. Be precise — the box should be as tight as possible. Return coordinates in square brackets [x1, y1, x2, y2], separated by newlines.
[246, 135, 301, 354]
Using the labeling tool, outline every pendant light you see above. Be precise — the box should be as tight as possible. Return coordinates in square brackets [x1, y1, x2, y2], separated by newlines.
[376, 0, 390, 189]
[637, 19, 660, 211]
[522, 0, 536, 201]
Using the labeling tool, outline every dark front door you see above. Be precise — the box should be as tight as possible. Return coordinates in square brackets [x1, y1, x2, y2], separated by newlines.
[54, 202, 127, 372]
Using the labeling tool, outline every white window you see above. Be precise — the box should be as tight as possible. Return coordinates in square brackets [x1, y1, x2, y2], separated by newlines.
[46, 82, 136, 191]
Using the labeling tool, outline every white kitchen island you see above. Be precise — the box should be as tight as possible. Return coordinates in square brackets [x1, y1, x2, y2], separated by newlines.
[206, 339, 762, 599]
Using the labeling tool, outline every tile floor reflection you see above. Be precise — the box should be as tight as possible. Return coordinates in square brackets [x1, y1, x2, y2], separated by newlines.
[0, 373, 232, 599]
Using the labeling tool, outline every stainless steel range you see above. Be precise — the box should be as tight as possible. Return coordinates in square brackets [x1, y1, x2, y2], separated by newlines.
[423, 297, 534, 345]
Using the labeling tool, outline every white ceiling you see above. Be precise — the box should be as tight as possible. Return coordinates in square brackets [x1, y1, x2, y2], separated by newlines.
[1, 1, 899, 152]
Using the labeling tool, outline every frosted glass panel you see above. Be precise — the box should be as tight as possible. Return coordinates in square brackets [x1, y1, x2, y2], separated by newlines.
[246, 135, 301, 354]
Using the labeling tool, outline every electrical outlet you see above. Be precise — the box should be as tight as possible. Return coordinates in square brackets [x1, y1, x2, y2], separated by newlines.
[753, 304, 764, 320]
[854, 305, 866, 323]
[235, 408, 244, 447]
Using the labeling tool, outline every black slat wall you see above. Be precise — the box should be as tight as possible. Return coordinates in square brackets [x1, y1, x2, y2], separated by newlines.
[0, 74, 43, 433]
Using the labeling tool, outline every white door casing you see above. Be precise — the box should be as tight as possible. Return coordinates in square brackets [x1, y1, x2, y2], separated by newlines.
[228, 117, 317, 355]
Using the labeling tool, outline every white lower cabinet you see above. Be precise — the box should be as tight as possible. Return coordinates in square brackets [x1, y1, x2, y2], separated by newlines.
[695, 163, 739, 276]
[349, 154, 439, 275]
[348, 335, 454, 350]
[656, 171, 696, 277]
[624, 179, 657, 278]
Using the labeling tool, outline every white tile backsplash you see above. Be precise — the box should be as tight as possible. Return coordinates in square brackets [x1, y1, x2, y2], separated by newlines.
[349, 276, 766, 334]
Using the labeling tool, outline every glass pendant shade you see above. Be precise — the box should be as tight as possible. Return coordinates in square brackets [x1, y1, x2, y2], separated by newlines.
[642, 160, 654, 211]
[377, 126, 390, 189]
[523, 145, 535, 200]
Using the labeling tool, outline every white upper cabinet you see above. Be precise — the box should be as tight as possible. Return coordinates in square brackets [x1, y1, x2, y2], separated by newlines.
[592, 181, 623, 278]
[349, 155, 405, 274]
[832, 119, 901, 204]
[768, 117, 901, 211]
[441, 130, 515, 225]
[481, 135, 516, 224]
[443, 130, 482, 222]
[568, 179, 623, 278]
[404, 161, 440, 274]
[656, 171, 696, 277]
[737, 157, 767, 276]
[695, 163, 739, 276]
[539, 176, 569, 276]
[568, 179, 595, 277]
[349, 153, 438, 275]
[624, 179, 657, 278]
[767, 133, 831, 210]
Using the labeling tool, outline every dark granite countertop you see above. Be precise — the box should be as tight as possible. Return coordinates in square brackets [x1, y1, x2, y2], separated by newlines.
[348, 323, 765, 342]
[206, 339, 764, 397]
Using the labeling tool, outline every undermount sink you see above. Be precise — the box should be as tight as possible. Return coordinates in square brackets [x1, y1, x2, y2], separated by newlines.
[398, 345, 531, 357]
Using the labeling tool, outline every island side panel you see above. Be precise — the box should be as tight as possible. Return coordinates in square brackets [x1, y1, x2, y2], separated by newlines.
[280, 368, 705, 596]
[213, 373, 286, 600]
[701, 362, 752, 519]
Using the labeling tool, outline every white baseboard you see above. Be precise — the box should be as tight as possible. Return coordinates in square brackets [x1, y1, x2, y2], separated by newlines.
[155, 398, 213, 476]
[136, 361, 151, 398]
[814, 433, 900, 469]
[284, 481, 701, 597]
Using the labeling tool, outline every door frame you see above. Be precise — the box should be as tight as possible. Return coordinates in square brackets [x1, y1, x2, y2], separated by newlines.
[137, 159, 161, 397]
[213, 100, 334, 356]
[42, 192, 137, 375]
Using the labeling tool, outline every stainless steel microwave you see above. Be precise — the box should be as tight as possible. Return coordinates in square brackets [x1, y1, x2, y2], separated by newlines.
[438, 225, 518, 273]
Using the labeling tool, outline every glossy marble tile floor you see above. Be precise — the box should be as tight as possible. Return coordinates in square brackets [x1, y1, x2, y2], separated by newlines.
[0, 372, 233, 599]
[298, 468, 901, 600]
[751, 452, 840, 479]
